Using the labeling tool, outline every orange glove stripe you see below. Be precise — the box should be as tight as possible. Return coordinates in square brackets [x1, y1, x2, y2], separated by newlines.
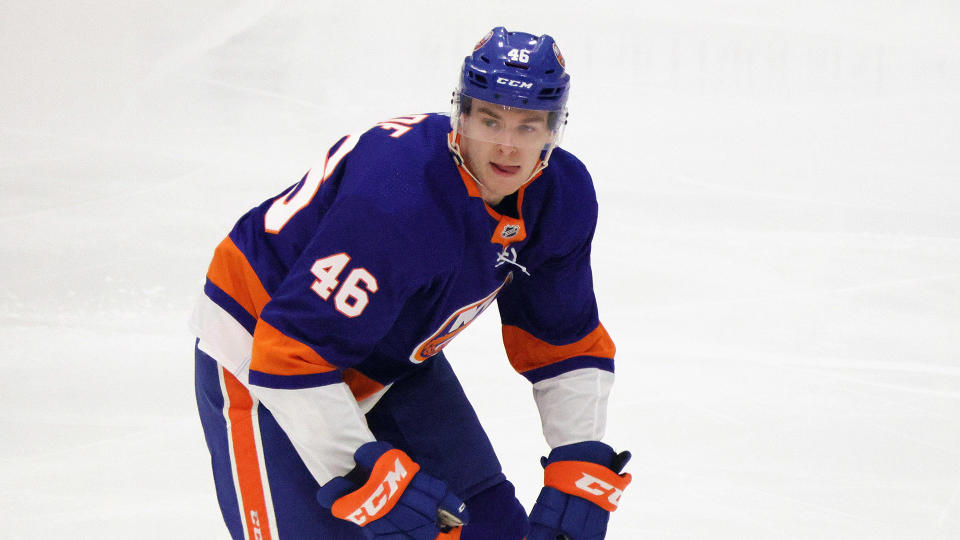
[544, 461, 632, 512]
[331, 449, 421, 526]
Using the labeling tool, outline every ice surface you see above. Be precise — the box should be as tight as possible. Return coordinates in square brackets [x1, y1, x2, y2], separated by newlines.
[2, 1, 959, 538]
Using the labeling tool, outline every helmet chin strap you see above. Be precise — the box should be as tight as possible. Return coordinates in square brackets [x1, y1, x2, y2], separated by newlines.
[446, 131, 550, 201]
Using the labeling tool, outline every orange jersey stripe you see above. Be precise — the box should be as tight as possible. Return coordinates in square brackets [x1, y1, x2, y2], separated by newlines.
[222, 367, 274, 540]
[502, 323, 616, 374]
[251, 319, 339, 376]
[342, 368, 386, 402]
[207, 236, 272, 318]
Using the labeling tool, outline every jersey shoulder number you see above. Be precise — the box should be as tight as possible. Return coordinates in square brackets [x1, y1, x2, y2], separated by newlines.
[264, 134, 359, 234]
[264, 114, 430, 234]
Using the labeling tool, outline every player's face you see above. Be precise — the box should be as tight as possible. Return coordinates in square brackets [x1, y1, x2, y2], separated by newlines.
[458, 101, 554, 205]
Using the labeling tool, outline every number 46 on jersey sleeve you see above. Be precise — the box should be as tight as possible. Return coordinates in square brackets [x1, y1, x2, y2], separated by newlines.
[311, 253, 378, 318]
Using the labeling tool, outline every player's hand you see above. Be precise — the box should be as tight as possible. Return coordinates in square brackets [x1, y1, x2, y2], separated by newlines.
[317, 441, 468, 539]
[527, 441, 632, 540]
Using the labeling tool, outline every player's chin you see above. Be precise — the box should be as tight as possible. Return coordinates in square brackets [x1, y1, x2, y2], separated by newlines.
[476, 177, 506, 201]
[483, 173, 518, 192]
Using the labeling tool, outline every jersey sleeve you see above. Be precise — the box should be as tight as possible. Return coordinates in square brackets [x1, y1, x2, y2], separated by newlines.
[243, 128, 453, 483]
[496, 182, 617, 449]
[197, 118, 454, 485]
[250, 188, 440, 481]
[251, 194, 424, 383]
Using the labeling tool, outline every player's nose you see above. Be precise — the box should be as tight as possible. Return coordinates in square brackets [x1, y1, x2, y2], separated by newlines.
[494, 139, 518, 154]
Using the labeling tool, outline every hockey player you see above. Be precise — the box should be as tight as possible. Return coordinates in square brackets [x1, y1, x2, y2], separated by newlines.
[193, 27, 631, 539]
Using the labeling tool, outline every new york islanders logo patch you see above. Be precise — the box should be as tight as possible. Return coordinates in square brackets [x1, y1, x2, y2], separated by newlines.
[409, 275, 512, 363]
[553, 43, 565, 67]
[474, 30, 493, 52]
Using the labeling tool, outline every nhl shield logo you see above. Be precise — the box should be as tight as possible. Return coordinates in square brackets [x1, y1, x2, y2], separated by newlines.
[501, 224, 521, 239]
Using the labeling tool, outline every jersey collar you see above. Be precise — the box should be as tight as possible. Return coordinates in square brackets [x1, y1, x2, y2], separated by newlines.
[447, 131, 542, 248]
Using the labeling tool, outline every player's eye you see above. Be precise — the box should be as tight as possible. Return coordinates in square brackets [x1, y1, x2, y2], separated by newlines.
[482, 119, 500, 129]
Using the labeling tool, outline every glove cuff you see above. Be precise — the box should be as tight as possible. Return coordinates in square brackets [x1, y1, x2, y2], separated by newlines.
[543, 440, 631, 473]
[329, 445, 421, 526]
[545, 440, 614, 465]
[543, 460, 632, 512]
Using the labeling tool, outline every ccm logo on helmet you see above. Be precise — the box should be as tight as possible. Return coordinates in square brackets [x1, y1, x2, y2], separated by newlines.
[575, 473, 624, 509]
[344, 458, 410, 525]
[496, 77, 533, 89]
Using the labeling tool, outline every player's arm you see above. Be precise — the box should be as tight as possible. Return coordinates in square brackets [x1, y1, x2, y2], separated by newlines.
[247, 197, 406, 485]
[248, 190, 468, 537]
[497, 197, 616, 448]
[497, 195, 630, 539]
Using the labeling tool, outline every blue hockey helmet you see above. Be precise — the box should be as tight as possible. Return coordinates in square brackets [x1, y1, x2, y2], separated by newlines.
[449, 28, 570, 170]
[458, 27, 570, 112]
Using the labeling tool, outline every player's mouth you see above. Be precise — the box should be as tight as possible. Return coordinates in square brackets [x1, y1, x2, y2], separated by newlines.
[490, 162, 521, 176]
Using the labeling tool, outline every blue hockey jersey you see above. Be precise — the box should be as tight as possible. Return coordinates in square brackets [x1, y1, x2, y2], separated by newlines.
[194, 113, 615, 483]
